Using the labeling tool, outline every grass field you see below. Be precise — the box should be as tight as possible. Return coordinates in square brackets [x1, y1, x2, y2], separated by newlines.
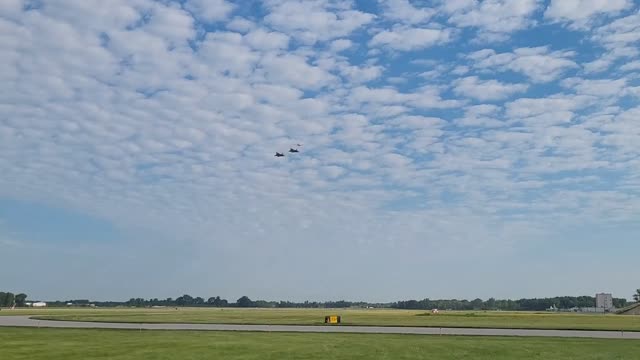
[2, 307, 640, 331]
[1, 327, 640, 360]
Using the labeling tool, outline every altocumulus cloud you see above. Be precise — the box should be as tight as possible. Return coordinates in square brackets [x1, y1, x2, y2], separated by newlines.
[1, 0, 640, 302]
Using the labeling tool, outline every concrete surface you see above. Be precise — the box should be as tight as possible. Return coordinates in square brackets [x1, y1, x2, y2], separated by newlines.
[1, 316, 639, 339]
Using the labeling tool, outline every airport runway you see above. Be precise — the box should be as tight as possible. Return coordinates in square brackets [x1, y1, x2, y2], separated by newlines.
[1, 316, 639, 339]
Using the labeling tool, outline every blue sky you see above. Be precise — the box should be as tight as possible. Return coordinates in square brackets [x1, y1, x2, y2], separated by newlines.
[1, 0, 639, 302]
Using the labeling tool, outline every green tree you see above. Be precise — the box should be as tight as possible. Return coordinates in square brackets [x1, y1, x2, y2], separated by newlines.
[14, 293, 28, 307]
[4, 292, 15, 307]
[485, 298, 496, 310]
[634, 289, 640, 302]
[207, 296, 227, 307]
[176, 294, 193, 306]
[613, 298, 627, 308]
[236, 296, 253, 308]
[471, 298, 483, 310]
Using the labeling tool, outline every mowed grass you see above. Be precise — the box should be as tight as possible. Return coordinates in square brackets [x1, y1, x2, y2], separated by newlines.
[3, 307, 640, 331]
[1, 327, 640, 360]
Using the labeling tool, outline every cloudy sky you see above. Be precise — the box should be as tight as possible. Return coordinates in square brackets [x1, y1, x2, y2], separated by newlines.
[1, 0, 639, 302]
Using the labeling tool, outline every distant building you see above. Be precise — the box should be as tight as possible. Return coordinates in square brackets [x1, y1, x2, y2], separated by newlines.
[595, 293, 613, 311]
[32, 302, 47, 307]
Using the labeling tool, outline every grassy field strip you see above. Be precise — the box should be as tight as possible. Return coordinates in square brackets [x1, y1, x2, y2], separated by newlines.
[2, 307, 640, 332]
[1, 327, 640, 360]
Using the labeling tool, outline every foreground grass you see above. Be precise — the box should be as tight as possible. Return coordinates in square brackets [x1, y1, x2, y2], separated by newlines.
[5, 307, 640, 331]
[1, 327, 639, 360]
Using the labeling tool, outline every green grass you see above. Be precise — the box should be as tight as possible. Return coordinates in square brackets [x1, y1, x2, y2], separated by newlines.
[1, 327, 639, 360]
[3, 307, 640, 331]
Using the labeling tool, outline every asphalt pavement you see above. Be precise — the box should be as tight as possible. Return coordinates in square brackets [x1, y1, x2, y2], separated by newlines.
[1, 316, 639, 339]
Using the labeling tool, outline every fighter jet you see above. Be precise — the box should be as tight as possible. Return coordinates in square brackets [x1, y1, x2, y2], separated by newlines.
[275, 152, 285, 157]
[289, 148, 299, 153]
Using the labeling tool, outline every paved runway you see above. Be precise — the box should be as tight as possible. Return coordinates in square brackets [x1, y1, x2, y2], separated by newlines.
[1, 316, 639, 339]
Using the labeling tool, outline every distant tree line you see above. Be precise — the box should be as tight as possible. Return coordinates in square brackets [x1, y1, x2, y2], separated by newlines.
[46, 295, 370, 309]
[392, 296, 628, 311]
[42, 294, 627, 311]
[0, 291, 28, 307]
[43, 294, 628, 311]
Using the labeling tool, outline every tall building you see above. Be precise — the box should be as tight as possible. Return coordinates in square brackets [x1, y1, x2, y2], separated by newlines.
[595, 293, 613, 310]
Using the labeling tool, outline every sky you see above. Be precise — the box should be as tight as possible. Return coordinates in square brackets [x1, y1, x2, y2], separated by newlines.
[1, 0, 639, 303]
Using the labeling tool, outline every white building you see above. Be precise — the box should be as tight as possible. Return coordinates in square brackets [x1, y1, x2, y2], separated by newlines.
[595, 293, 613, 311]
[32, 302, 47, 307]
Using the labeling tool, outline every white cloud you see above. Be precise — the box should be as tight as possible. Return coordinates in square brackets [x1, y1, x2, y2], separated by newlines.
[583, 46, 638, 73]
[409, 87, 462, 109]
[626, 86, 640, 98]
[198, 32, 259, 77]
[620, 60, 640, 72]
[440, 0, 476, 13]
[516, 110, 576, 127]
[369, 27, 453, 51]
[418, 64, 451, 80]
[445, 0, 542, 41]
[562, 77, 627, 97]
[451, 65, 470, 75]
[454, 104, 505, 128]
[467, 104, 501, 116]
[329, 38, 353, 52]
[0, 0, 23, 19]
[144, 3, 197, 45]
[185, 0, 234, 23]
[505, 94, 593, 119]
[339, 64, 384, 84]
[251, 84, 303, 105]
[591, 10, 640, 52]
[20, 1, 141, 33]
[379, 0, 435, 24]
[453, 76, 529, 101]
[259, 53, 336, 90]
[320, 165, 346, 179]
[545, 0, 631, 28]
[350, 86, 409, 105]
[226, 17, 255, 33]
[349, 86, 460, 110]
[469, 46, 578, 83]
[264, 0, 375, 44]
[381, 153, 412, 167]
[244, 28, 290, 50]
[390, 115, 447, 130]
[599, 107, 640, 154]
